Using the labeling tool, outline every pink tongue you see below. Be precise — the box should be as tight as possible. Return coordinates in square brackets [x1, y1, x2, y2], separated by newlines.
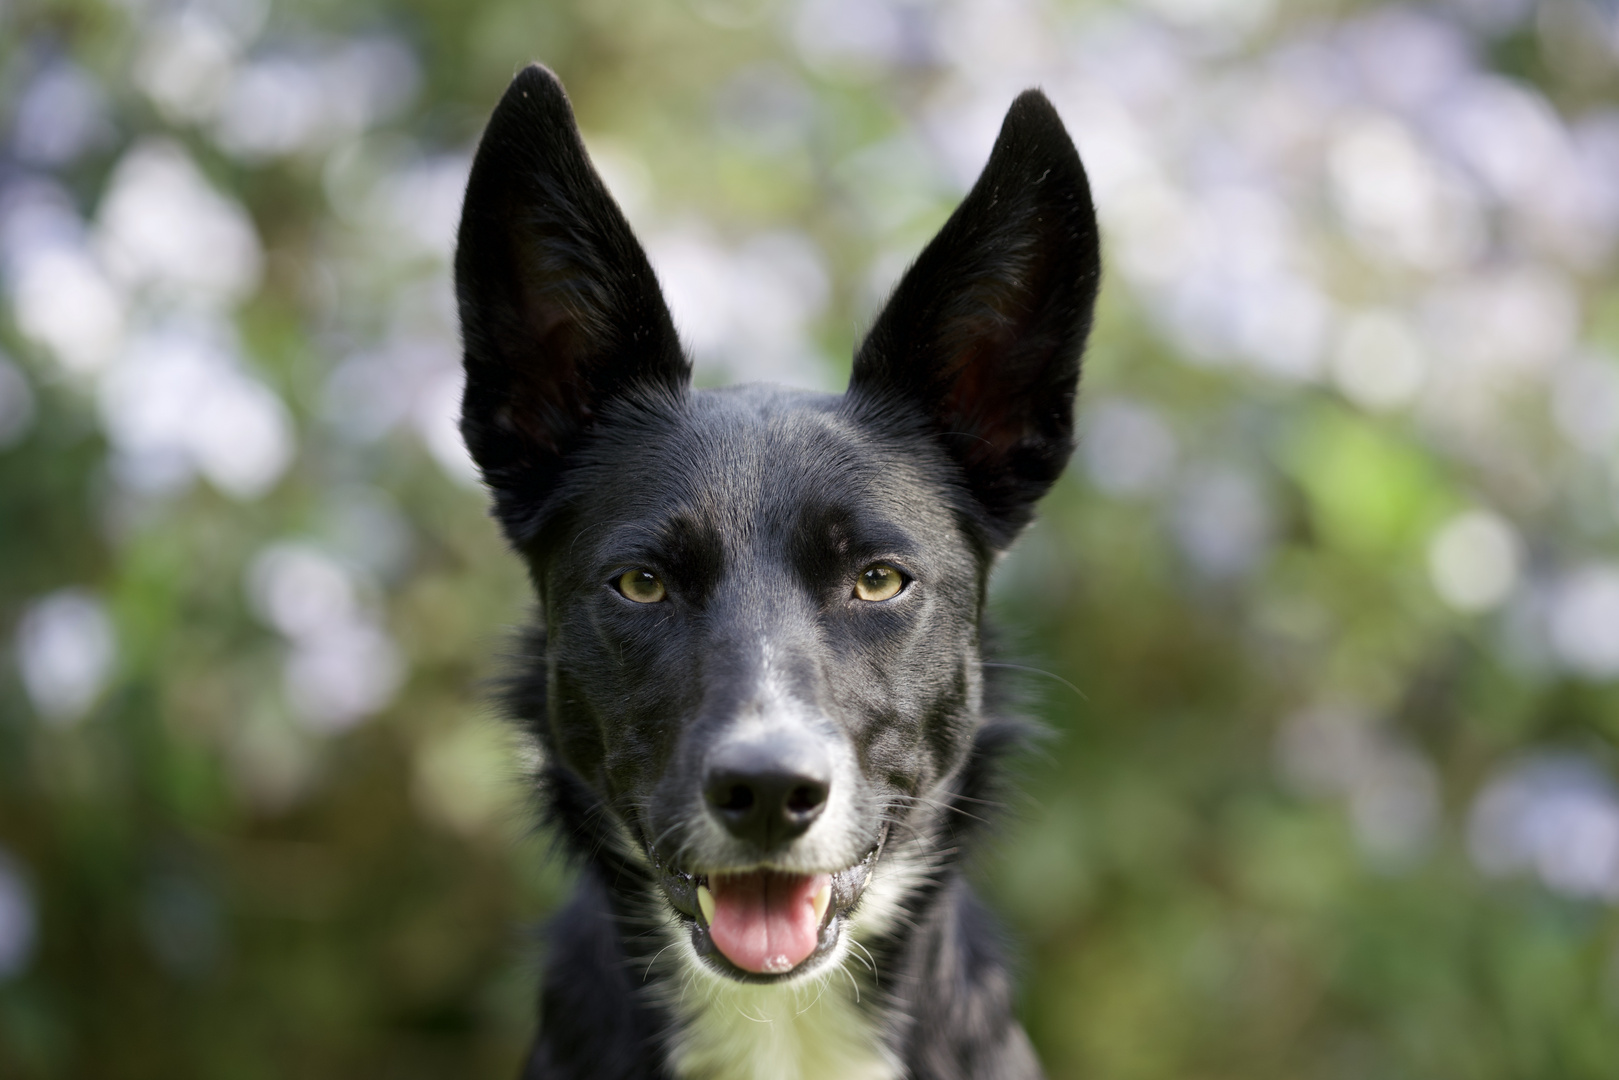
[706, 870, 828, 975]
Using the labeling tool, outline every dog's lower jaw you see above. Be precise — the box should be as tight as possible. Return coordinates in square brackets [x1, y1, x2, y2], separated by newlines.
[653, 847, 903, 1079]
[658, 844, 934, 1080]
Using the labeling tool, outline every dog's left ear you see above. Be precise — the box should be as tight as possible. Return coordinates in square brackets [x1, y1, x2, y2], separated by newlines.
[456, 64, 689, 547]
[849, 90, 1100, 547]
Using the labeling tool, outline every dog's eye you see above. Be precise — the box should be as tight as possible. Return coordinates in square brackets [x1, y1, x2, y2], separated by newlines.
[854, 563, 905, 602]
[617, 569, 667, 604]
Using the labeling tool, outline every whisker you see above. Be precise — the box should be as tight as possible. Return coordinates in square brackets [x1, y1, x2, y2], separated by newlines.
[837, 962, 861, 1004]
[796, 978, 826, 1016]
[982, 660, 1089, 701]
[905, 791, 993, 827]
[848, 937, 879, 980]
[643, 941, 677, 981]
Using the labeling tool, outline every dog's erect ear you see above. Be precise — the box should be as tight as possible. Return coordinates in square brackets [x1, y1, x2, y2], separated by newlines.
[849, 90, 1100, 547]
[456, 64, 688, 546]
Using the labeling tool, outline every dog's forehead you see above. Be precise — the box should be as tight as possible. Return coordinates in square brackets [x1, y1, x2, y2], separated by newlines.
[573, 384, 957, 554]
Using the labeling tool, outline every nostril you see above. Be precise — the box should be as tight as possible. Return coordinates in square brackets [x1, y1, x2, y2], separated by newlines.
[785, 783, 827, 816]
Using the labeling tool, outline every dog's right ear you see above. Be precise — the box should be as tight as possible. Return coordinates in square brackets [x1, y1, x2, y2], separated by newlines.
[456, 64, 688, 547]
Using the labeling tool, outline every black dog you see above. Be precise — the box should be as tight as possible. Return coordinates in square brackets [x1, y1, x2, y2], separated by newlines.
[455, 64, 1099, 1080]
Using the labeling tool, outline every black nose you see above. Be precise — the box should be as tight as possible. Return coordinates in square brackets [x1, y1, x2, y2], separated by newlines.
[703, 737, 831, 850]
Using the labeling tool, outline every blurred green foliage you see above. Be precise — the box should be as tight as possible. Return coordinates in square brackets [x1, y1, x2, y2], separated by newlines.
[3, 0, 1619, 1078]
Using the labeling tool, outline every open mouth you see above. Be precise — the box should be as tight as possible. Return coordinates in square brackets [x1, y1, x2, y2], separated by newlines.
[649, 828, 887, 982]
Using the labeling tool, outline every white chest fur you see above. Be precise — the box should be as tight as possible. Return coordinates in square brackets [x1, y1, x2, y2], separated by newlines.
[667, 974, 899, 1080]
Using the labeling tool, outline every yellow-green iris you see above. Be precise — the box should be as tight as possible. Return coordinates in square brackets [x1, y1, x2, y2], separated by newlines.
[618, 569, 666, 603]
[855, 563, 904, 602]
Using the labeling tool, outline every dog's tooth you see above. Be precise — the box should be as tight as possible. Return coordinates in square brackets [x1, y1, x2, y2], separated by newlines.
[812, 880, 831, 924]
[697, 884, 716, 926]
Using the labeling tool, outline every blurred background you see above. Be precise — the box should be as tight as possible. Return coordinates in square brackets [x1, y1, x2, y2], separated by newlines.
[2, 0, 1618, 1075]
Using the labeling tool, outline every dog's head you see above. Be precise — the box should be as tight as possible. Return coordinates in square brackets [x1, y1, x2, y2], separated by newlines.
[456, 65, 1098, 984]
